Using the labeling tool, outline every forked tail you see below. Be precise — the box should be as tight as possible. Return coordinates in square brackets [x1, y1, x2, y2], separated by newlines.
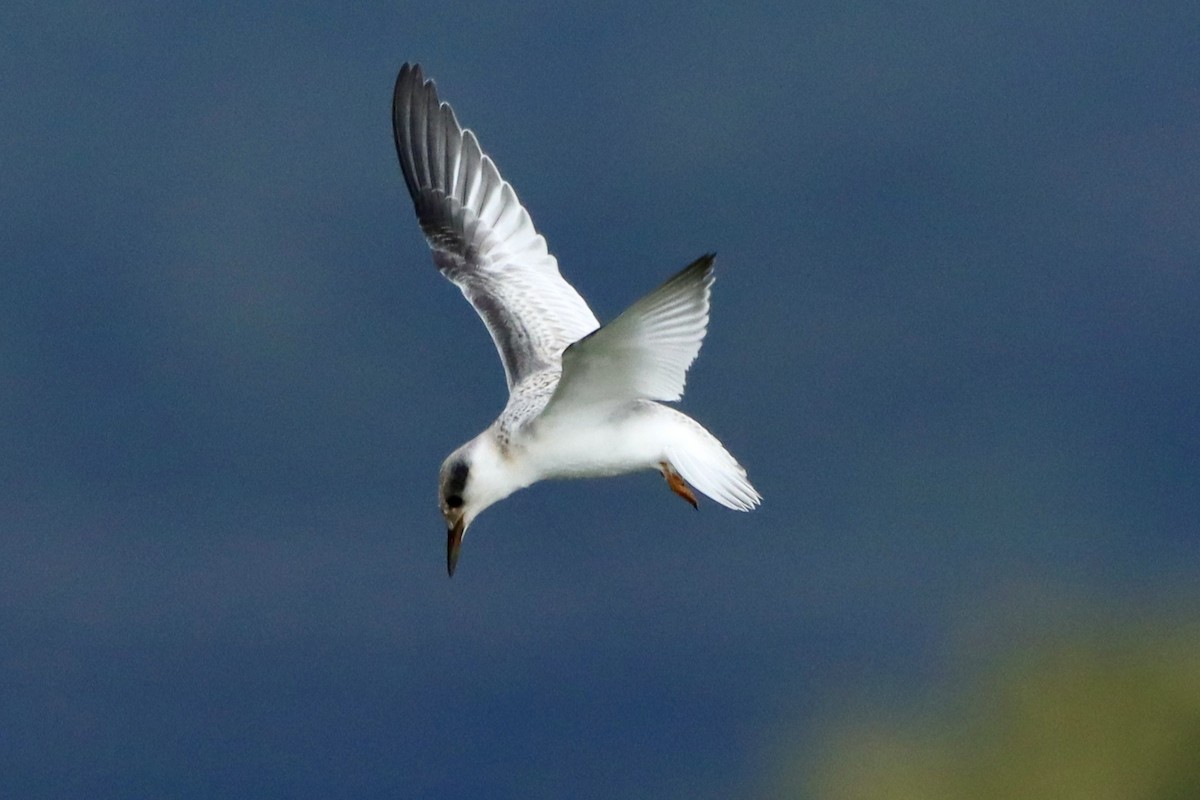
[664, 412, 761, 511]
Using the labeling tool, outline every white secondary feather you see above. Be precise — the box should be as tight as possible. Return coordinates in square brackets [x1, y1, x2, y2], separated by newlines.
[392, 64, 599, 390]
[543, 255, 715, 416]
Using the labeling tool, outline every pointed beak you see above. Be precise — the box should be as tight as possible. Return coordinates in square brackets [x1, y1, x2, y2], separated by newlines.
[446, 514, 466, 577]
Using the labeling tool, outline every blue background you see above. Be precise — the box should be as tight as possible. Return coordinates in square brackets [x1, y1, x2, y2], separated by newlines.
[3, 2, 1197, 797]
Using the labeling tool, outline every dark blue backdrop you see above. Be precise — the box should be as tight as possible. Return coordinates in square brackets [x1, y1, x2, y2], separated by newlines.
[3, 2, 1197, 797]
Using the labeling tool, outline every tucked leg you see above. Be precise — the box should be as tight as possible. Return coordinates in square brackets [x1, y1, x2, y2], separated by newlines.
[659, 462, 698, 509]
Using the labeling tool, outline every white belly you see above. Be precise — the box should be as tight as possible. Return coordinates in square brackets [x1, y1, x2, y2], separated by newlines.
[520, 403, 673, 479]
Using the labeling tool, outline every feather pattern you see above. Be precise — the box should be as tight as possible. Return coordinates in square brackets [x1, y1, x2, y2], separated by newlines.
[392, 63, 599, 390]
[393, 63, 761, 553]
[543, 255, 715, 417]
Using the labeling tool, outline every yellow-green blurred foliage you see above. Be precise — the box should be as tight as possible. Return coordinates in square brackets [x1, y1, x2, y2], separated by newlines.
[773, 623, 1200, 800]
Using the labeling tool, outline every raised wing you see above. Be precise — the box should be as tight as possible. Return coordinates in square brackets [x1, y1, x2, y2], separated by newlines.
[542, 255, 715, 417]
[392, 63, 599, 390]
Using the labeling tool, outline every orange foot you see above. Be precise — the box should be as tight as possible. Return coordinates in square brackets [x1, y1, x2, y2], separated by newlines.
[659, 462, 698, 509]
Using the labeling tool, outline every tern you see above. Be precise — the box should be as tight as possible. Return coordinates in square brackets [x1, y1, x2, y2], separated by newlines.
[392, 63, 761, 575]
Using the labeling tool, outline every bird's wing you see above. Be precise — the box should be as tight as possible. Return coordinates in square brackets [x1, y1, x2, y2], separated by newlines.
[540, 255, 715, 419]
[392, 63, 599, 390]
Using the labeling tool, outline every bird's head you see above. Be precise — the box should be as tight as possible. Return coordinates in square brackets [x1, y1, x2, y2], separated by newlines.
[438, 452, 473, 577]
[438, 433, 527, 577]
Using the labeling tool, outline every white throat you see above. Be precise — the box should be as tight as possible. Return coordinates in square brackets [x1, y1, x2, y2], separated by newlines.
[459, 428, 536, 518]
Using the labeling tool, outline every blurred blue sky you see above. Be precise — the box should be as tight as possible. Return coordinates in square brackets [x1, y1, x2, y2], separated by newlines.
[2, 2, 1198, 797]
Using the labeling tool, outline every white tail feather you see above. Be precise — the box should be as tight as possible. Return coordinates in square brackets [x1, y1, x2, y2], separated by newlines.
[665, 417, 761, 511]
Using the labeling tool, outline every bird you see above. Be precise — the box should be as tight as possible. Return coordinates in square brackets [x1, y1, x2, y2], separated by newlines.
[392, 63, 761, 576]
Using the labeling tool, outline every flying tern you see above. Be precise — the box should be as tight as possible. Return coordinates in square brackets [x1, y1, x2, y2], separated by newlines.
[392, 63, 761, 575]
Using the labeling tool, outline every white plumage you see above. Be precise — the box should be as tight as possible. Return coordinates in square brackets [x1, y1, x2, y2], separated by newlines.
[392, 63, 760, 575]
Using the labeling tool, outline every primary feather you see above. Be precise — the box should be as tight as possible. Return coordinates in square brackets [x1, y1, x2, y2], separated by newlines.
[392, 63, 599, 389]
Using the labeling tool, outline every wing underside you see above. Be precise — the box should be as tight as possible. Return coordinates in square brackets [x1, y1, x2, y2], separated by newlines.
[392, 63, 599, 388]
[544, 254, 716, 416]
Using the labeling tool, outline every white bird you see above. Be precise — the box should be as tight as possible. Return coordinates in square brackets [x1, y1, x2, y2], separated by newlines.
[392, 63, 761, 575]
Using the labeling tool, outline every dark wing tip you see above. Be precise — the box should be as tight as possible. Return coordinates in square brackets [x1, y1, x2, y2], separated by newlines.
[667, 253, 716, 287]
[394, 62, 426, 102]
[393, 62, 427, 125]
[392, 62, 440, 199]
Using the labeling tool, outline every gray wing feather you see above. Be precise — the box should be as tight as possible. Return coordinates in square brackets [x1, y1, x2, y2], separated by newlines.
[542, 255, 715, 417]
[392, 63, 599, 390]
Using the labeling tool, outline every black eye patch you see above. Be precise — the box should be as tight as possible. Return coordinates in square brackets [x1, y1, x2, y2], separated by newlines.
[445, 494, 464, 509]
[445, 460, 469, 496]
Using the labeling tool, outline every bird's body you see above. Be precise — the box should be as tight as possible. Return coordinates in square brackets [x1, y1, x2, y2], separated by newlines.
[392, 63, 761, 574]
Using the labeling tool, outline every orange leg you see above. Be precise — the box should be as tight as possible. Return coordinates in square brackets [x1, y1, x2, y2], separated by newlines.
[659, 462, 698, 509]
